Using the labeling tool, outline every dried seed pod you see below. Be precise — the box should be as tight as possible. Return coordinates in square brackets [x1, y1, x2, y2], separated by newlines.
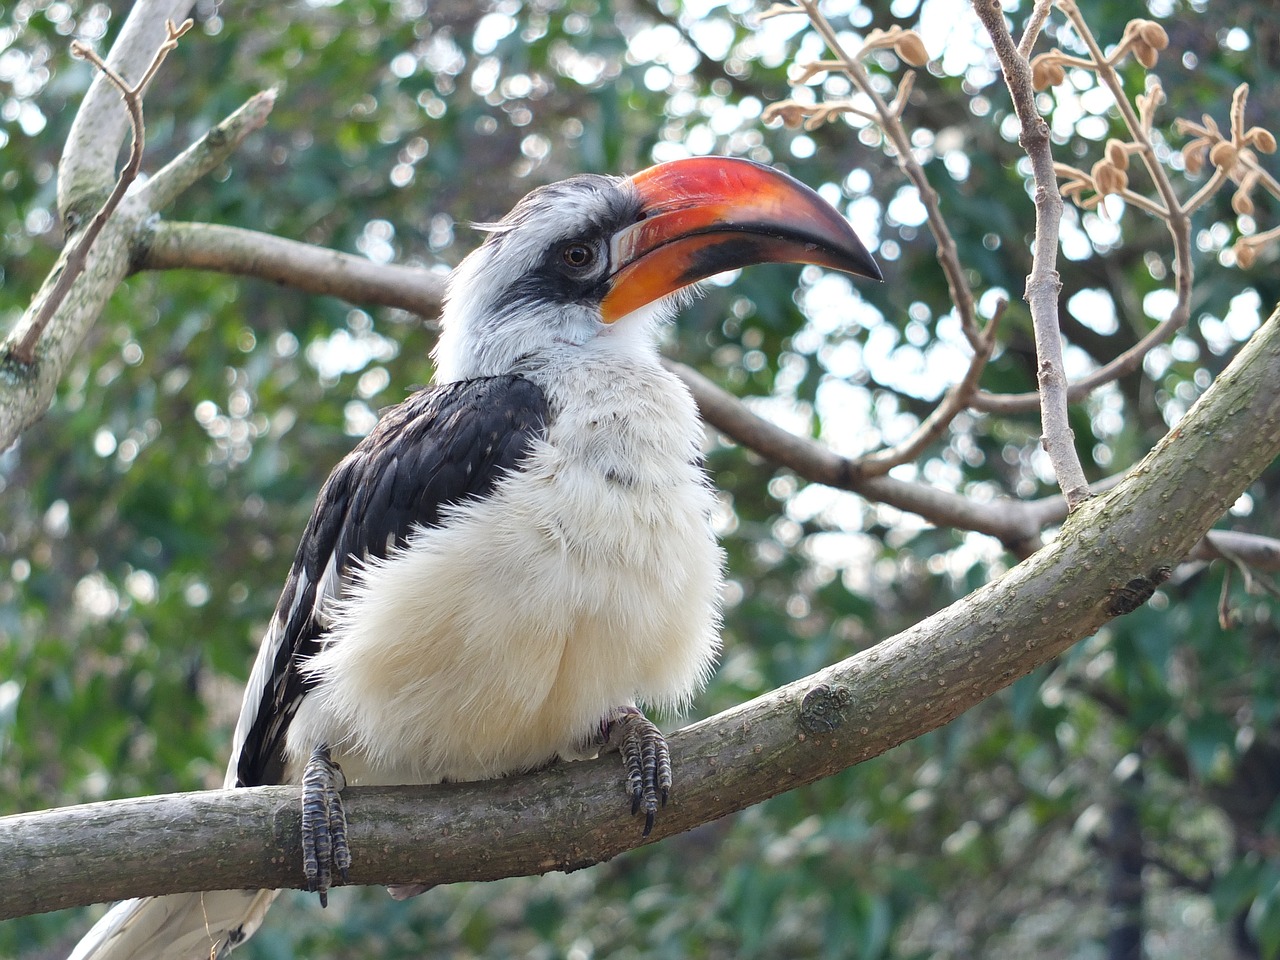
[1137, 20, 1169, 50]
[1246, 127, 1278, 154]
[894, 31, 929, 67]
[1092, 159, 1128, 196]
[1031, 54, 1066, 90]
[1181, 140, 1207, 175]
[1232, 188, 1255, 217]
[1105, 139, 1130, 170]
[1209, 140, 1239, 170]
[763, 102, 812, 128]
[1235, 241, 1257, 269]
[1133, 41, 1159, 68]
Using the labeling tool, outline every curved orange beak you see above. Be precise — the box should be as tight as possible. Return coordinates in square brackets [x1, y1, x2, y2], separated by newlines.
[600, 157, 881, 323]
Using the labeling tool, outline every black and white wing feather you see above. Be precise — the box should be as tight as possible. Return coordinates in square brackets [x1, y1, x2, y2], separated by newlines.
[72, 375, 548, 960]
[228, 374, 549, 788]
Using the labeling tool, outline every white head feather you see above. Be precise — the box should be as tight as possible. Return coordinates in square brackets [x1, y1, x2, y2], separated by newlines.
[433, 174, 684, 383]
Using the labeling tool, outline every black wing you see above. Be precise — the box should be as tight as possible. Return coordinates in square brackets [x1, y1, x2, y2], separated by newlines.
[231, 374, 549, 787]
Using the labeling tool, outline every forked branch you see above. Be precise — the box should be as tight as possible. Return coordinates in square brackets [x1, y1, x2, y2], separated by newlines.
[970, 0, 1090, 507]
[9, 19, 193, 365]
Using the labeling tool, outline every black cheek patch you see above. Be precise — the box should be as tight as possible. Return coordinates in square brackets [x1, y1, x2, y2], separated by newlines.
[507, 259, 608, 310]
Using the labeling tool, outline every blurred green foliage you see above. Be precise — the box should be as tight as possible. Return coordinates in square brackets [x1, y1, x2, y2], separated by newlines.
[1, 0, 1278, 957]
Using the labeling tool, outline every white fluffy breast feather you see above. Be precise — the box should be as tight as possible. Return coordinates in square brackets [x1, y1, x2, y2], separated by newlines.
[285, 352, 724, 786]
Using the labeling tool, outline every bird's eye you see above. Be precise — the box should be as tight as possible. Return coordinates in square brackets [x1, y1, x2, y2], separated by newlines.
[561, 243, 595, 269]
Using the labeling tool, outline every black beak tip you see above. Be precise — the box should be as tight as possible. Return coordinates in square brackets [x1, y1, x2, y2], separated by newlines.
[843, 240, 884, 283]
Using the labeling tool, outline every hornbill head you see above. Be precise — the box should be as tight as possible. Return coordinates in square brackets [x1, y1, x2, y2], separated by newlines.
[433, 157, 882, 382]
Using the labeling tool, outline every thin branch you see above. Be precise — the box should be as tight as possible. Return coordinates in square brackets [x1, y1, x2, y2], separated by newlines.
[1192, 530, 1280, 571]
[675, 363, 1280, 572]
[971, 299, 1185, 413]
[56, 0, 195, 219]
[9, 20, 192, 365]
[855, 301, 1003, 477]
[139, 221, 447, 315]
[138, 88, 278, 212]
[131, 222, 1280, 572]
[672, 360, 1047, 549]
[970, 0, 1090, 507]
[1017, 0, 1054, 58]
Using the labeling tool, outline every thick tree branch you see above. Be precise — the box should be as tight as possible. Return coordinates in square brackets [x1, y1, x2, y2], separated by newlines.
[6, 308, 1279, 920]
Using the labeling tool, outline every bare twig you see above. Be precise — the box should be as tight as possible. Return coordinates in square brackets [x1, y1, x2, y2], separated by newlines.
[781, 1, 982, 347]
[56, 0, 195, 219]
[855, 300, 1004, 477]
[9, 19, 192, 365]
[970, 0, 1090, 508]
[1017, 0, 1054, 58]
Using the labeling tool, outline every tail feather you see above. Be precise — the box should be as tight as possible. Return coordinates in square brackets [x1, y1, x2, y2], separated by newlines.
[67, 890, 279, 960]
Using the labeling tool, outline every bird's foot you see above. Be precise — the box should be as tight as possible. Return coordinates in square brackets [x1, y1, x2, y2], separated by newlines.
[301, 743, 351, 907]
[598, 705, 672, 836]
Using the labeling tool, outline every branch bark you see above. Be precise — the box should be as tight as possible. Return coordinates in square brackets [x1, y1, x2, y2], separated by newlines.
[139, 221, 447, 314]
[6, 308, 1279, 922]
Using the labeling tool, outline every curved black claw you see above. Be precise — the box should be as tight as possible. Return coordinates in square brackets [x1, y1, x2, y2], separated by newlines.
[301, 743, 350, 907]
[602, 706, 672, 836]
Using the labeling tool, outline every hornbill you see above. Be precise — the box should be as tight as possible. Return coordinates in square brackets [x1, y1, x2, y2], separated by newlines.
[69, 156, 880, 959]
